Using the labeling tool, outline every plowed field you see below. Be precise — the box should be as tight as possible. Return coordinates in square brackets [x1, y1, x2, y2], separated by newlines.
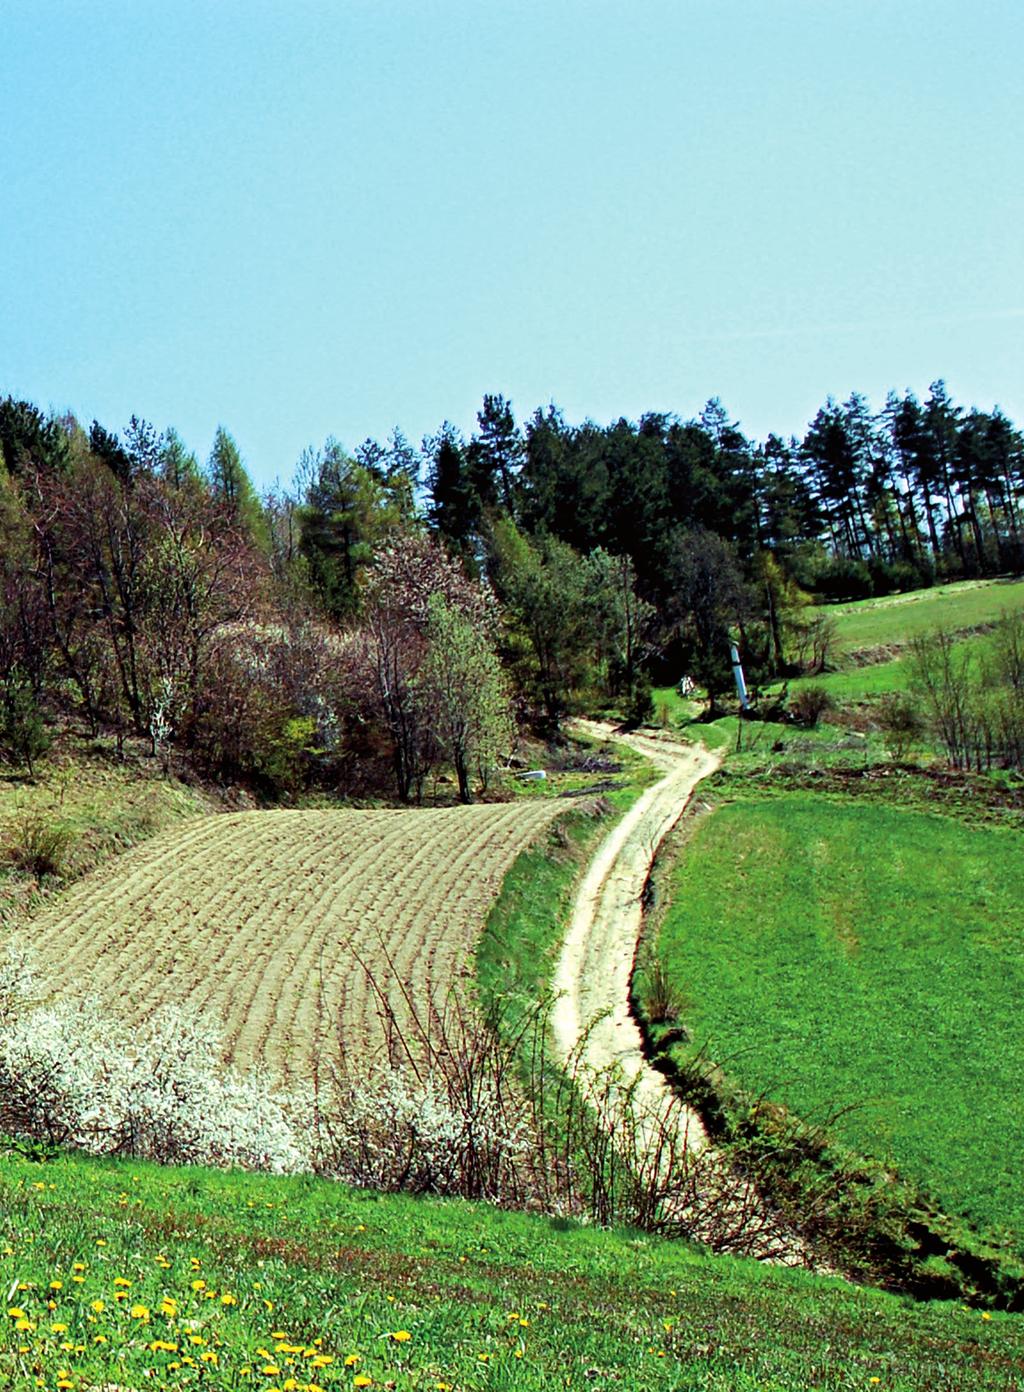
[31, 802, 562, 1086]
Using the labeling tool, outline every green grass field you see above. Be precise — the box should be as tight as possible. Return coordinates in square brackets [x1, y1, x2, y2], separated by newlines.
[654, 795, 1024, 1246]
[812, 577, 1024, 658]
[1, 1148, 1022, 1392]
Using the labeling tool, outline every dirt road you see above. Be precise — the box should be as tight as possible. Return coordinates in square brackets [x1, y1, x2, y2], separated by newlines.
[551, 721, 721, 1150]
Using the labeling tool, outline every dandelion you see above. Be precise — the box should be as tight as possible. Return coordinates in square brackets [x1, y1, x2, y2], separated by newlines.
[353, 1379, 373, 1389]
[113, 1278, 131, 1288]
[191, 1279, 206, 1292]
[389, 1330, 412, 1343]
[90, 1300, 105, 1314]
[51, 1323, 68, 1334]
[130, 1303, 151, 1321]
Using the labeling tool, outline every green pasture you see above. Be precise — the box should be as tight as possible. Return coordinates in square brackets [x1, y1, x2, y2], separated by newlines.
[814, 576, 1024, 657]
[655, 795, 1024, 1245]
[1, 1148, 1022, 1391]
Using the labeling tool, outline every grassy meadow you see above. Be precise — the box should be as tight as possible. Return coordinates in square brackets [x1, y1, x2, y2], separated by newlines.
[811, 577, 1024, 659]
[2, 1148, 1023, 1392]
[652, 796, 1024, 1245]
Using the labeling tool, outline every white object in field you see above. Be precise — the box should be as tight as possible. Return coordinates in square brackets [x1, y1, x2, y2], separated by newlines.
[730, 642, 749, 709]
[518, 769, 547, 781]
[677, 675, 696, 696]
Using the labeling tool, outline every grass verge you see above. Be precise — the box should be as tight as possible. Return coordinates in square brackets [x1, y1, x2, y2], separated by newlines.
[2, 1148, 1024, 1390]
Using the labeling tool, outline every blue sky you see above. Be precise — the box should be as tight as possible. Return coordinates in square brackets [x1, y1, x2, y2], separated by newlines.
[2, 0, 1022, 488]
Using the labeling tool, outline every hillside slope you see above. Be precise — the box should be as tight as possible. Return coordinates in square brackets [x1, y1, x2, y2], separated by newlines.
[30, 802, 562, 1085]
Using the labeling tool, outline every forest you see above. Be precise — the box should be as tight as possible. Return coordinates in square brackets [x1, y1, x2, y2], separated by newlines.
[1, 381, 1021, 799]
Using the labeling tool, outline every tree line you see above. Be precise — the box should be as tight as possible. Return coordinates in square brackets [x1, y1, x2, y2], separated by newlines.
[1, 381, 1021, 795]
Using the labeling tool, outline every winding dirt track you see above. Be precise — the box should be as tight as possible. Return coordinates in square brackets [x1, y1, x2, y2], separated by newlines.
[551, 721, 721, 1150]
[30, 802, 561, 1087]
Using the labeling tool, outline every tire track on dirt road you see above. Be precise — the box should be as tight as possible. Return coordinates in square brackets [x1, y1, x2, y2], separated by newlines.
[551, 720, 722, 1153]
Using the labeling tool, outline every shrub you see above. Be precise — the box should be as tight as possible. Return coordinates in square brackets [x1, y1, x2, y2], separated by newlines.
[788, 687, 833, 727]
[5, 810, 74, 877]
[877, 691, 925, 759]
[0, 943, 306, 1172]
[642, 957, 682, 1025]
[0, 671, 50, 778]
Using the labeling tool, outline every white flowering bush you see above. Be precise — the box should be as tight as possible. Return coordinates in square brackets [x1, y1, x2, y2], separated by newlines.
[317, 1067, 531, 1200]
[0, 943, 307, 1173]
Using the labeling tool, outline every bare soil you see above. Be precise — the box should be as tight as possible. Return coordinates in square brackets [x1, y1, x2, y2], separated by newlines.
[30, 801, 562, 1087]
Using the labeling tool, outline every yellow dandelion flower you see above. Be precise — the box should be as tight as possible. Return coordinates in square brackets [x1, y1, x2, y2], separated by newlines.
[389, 1329, 412, 1342]
[221, 1292, 237, 1306]
[51, 1323, 68, 1334]
[353, 1378, 373, 1389]
[90, 1300, 105, 1314]
[191, 1279, 206, 1292]
[7, 1308, 25, 1319]
[113, 1278, 131, 1288]
[130, 1304, 151, 1321]
[262, 1365, 281, 1376]
[14, 1318, 35, 1332]
[50, 1280, 63, 1290]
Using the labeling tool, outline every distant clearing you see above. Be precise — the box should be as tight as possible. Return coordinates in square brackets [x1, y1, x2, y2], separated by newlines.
[814, 575, 1024, 658]
[29, 802, 562, 1086]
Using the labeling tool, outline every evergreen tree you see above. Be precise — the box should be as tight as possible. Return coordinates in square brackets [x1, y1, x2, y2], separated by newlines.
[207, 426, 269, 547]
[425, 422, 480, 564]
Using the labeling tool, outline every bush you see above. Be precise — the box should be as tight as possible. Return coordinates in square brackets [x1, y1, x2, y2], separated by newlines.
[5, 810, 74, 877]
[877, 691, 925, 759]
[0, 673, 50, 777]
[813, 557, 873, 603]
[642, 957, 682, 1025]
[788, 687, 833, 727]
[0, 943, 306, 1172]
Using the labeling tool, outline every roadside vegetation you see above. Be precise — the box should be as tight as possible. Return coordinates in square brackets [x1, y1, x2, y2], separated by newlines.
[4, 1149, 1024, 1392]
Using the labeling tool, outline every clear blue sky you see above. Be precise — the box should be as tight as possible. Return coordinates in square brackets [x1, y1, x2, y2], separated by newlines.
[3, 0, 1022, 489]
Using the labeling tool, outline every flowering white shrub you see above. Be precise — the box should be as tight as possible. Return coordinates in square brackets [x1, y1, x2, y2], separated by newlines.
[0, 943, 307, 1173]
[318, 1067, 532, 1200]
